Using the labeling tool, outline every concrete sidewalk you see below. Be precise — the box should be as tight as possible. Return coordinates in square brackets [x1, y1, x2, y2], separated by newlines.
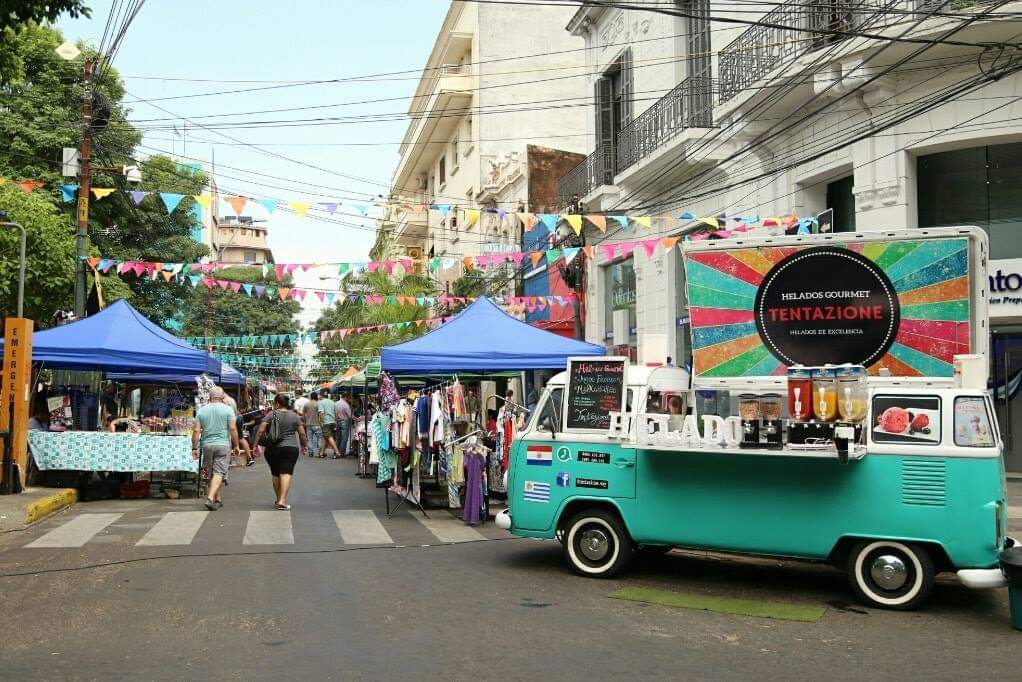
[0, 487, 77, 533]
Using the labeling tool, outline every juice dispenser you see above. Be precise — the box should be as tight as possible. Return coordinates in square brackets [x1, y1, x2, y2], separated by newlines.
[812, 366, 838, 422]
[787, 365, 813, 421]
[760, 393, 784, 448]
[738, 394, 760, 448]
[836, 364, 867, 423]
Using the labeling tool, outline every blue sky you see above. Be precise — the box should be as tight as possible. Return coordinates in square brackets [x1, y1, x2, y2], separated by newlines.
[57, 0, 450, 325]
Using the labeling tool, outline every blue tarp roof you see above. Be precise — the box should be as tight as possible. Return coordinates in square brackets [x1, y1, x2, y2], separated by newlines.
[381, 296, 604, 374]
[23, 299, 221, 375]
[108, 362, 244, 386]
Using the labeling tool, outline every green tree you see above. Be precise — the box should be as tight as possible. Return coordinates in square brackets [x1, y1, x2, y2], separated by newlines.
[0, 24, 211, 327]
[179, 266, 300, 339]
[0, 182, 75, 322]
[0, 2, 90, 85]
[312, 271, 438, 379]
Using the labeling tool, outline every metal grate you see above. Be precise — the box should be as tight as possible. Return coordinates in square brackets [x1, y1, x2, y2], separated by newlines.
[901, 459, 947, 507]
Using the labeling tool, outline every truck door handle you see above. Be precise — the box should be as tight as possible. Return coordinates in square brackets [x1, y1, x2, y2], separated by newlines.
[612, 459, 634, 468]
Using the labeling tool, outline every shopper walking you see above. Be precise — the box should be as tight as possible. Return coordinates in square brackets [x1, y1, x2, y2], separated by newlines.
[334, 392, 353, 458]
[317, 391, 338, 457]
[193, 387, 239, 511]
[254, 394, 307, 510]
[293, 390, 308, 418]
[303, 391, 323, 457]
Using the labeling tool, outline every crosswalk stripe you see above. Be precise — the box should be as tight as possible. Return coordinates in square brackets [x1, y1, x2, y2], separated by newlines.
[332, 510, 393, 545]
[136, 512, 208, 546]
[408, 512, 487, 543]
[26, 513, 123, 548]
[243, 510, 294, 545]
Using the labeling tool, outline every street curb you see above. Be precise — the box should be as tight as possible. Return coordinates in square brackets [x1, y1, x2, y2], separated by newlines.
[24, 488, 77, 526]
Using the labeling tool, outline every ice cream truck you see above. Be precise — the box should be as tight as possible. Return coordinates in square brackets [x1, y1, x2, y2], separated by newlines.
[497, 227, 1013, 610]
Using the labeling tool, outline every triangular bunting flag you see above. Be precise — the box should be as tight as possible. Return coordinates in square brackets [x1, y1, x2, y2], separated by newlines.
[160, 193, 186, 213]
[288, 201, 309, 218]
[257, 198, 279, 214]
[91, 188, 115, 200]
[225, 196, 248, 216]
[565, 214, 583, 235]
[60, 184, 78, 202]
[130, 190, 149, 205]
[586, 214, 606, 232]
[193, 194, 212, 209]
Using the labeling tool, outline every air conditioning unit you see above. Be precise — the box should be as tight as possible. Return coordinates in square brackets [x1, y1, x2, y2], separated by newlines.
[613, 309, 631, 346]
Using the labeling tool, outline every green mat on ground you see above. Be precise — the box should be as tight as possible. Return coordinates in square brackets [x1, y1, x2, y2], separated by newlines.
[607, 586, 826, 622]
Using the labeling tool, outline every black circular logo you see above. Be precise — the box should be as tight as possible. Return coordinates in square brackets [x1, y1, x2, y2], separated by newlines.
[754, 247, 900, 367]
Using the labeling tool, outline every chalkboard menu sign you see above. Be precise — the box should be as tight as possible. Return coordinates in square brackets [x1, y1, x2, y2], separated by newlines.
[564, 356, 628, 432]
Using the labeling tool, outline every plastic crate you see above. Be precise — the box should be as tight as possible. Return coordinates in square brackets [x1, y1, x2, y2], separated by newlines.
[119, 480, 150, 499]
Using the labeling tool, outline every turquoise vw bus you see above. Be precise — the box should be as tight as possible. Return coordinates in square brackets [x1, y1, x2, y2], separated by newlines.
[498, 228, 1012, 610]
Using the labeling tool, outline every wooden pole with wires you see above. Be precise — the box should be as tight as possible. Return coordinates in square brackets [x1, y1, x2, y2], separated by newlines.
[74, 57, 95, 319]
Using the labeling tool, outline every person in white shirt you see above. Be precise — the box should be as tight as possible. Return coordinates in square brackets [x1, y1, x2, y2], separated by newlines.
[293, 391, 309, 420]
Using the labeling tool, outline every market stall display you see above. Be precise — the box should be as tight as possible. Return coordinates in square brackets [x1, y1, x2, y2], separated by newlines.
[27, 431, 195, 473]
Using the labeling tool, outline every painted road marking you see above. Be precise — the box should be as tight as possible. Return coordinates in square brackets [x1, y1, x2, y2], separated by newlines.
[136, 512, 208, 546]
[408, 512, 487, 543]
[332, 510, 393, 545]
[26, 513, 123, 548]
[243, 510, 294, 545]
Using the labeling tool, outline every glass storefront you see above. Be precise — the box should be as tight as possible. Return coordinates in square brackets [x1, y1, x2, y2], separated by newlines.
[918, 141, 1022, 257]
[604, 257, 637, 360]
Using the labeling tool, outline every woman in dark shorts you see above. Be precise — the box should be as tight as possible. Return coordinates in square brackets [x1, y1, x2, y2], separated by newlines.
[254, 394, 307, 510]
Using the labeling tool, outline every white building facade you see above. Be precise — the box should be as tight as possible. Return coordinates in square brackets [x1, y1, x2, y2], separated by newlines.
[559, 0, 1022, 470]
[372, 0, 590, 292]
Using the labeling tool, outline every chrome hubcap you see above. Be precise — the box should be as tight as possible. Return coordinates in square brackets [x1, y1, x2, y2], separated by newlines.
[578, 528, 611, 562]
[870, 554, 908, 590]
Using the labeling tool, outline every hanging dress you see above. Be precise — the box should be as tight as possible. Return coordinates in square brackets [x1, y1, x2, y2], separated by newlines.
[462, 448, 485, 525]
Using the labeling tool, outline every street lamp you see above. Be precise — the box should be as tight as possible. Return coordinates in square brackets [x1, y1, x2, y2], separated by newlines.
[0, 213, 26, 318]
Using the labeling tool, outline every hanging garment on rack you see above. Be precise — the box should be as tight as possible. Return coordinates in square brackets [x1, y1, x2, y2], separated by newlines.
[398, 399, 414, 448]
[429, 390, 445, 446]
[462, 448, 486, 525]
[502, 412, 515, 472]
[488, 445, 506, 494]
[465, 391, 480, 426]
[447, 446, 465, 508]
[450, 379, 466, 419]
[415, 394, 430, 437]
[378, 372, 399, 411]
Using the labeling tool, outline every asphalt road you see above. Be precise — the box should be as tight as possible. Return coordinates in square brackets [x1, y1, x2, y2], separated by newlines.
[0, 459, 1018, 681]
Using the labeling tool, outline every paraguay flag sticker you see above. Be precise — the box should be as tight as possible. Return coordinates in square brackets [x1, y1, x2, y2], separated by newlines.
[523, 480, 551, 503]
[526, 445, 553, 466]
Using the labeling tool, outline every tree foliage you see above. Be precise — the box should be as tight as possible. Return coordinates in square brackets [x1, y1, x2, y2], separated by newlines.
[0, 182, 76, 321]
[0, 2, 90, 84]
[178, 267, 300, 339]
[311, 271, 438, 381]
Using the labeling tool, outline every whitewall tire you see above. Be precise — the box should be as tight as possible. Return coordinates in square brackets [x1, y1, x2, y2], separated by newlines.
[563, 510, 633, 578]
[848, 540, 934, 610]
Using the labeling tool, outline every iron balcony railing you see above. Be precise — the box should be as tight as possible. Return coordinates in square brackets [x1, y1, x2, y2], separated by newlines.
[557, 143, 616, 208]
[617, 76, 715, 172]
[718, 0, 888, 104]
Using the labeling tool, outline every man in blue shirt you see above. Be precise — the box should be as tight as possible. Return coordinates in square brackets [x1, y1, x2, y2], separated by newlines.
[193, 387, 239, 510]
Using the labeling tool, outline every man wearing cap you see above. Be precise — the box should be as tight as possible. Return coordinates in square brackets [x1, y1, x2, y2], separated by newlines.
[193, 386, 239, 511]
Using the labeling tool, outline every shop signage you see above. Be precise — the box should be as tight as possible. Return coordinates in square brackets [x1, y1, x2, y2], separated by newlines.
[754, 247, 900, 366]
[564, 356, 628, 433]
[1, 318, 33, 489]
[686, 237, 970, 378]
[989, 258, 1022, 320]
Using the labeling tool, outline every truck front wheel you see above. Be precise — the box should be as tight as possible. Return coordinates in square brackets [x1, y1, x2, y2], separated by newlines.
[847, 539, 934, 610]
[563, 509, 634, 578]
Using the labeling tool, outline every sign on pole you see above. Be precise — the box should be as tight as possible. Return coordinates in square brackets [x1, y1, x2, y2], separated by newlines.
[1, 318, 33, 491]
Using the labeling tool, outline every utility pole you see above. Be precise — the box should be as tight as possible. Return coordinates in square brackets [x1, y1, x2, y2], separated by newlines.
[74, 57, 95, 319]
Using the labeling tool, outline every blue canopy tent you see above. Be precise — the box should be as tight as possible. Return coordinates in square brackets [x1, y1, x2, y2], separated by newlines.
[381, 296, 604, 374]
[107, 362, 244, 386]
[16, 299, 221, 376]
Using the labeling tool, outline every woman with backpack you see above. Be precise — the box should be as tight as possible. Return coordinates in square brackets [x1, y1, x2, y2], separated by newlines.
[254, 394, 307, 510]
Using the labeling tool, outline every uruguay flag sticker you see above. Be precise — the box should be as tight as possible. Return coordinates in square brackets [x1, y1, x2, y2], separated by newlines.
[526, 445, 553, 466]
[523, 480, 551, 503]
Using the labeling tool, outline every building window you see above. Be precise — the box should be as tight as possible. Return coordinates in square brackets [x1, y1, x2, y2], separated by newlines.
[465, 116, 473, 155]
[594, 49, 633, 183]
[244, 250, 258, 263]
[918, 142, 1022, 258]
[439, 155, 447, 187]
[603, 257, 637, 360]
[826, 175, 856, 233]
[451, 132, 459, 166]
[681, 0, 712, 125]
